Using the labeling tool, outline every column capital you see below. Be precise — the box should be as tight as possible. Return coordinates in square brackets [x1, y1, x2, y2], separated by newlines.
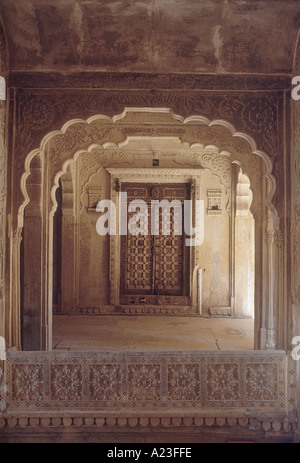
[12, 227, 22, 246]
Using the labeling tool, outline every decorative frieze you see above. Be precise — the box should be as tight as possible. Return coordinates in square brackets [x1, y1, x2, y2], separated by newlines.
[4, 350, 287, 413]
[15, 88, 282, 166]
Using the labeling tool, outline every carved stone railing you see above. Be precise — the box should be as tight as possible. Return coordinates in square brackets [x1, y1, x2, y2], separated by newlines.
[0, 350, 296, 438]
[2, 349, 289, 411]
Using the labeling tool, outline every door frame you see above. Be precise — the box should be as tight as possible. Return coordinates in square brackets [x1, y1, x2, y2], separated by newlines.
[107, 168, 204, 312]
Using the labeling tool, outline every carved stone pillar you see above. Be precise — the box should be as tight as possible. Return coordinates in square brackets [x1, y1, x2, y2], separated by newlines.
[109, 176, 120, 306]
[21, 156, 45, 350]
[265, 227, 284, 350]
[10, 228, 22, 349]
[60, 215, 77, 312]
[60, 169, 77, 313]
[22, 215, 43, 350]
[274, 229, 284, 349]
[234, 170, 255, 318]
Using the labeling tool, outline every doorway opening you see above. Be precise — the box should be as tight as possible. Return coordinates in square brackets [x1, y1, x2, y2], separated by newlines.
[120, 182, 190, 307]
[51, 163, 255, 351]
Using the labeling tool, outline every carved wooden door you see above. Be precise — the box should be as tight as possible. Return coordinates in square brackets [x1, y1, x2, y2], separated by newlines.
[120, 183, 190, 305]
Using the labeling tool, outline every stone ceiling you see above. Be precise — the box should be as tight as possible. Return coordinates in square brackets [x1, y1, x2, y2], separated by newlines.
[0, 0, 299, 74]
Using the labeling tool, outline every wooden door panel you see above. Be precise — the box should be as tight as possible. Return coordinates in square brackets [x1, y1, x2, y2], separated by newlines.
[120, 183, 190, 304]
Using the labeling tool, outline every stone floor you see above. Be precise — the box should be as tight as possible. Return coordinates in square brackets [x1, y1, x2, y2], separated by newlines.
[52, 314, 254, 351]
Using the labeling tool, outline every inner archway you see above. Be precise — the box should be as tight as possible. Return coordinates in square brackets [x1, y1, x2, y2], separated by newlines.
[16, 108, 281, 351]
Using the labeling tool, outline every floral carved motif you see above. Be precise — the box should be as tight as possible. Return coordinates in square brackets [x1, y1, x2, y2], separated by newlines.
[207, 364, 239, 402]
[50, 365, 83, 401]
[167, 364, 200, 401]
[128, 364, 161, 402]
[245, 364, 277, 402]
[11, 365, 44, 402]
[22, 95, 55, 132]
[89, 364, 122, 401]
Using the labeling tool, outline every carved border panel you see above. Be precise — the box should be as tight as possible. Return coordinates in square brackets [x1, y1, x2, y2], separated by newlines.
[4, 350, 287, 413]
[15, 89, 282, 162]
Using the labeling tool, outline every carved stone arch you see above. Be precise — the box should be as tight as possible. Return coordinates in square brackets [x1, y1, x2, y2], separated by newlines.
[184, 114, 278, 224]
[15, 108, 283, 350]
[18, 108, 278, 224]
[18, 149, 44, 227]
[231, 159, 258, 218]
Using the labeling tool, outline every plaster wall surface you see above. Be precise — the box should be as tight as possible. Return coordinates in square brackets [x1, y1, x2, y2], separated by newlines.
[0, 0, 299, 74]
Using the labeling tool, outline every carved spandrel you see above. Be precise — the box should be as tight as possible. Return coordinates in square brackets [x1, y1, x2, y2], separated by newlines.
[16, 89, 282, 162]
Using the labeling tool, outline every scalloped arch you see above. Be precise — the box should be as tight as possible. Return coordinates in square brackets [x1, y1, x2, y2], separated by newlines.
[18, 107, 278, 227]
